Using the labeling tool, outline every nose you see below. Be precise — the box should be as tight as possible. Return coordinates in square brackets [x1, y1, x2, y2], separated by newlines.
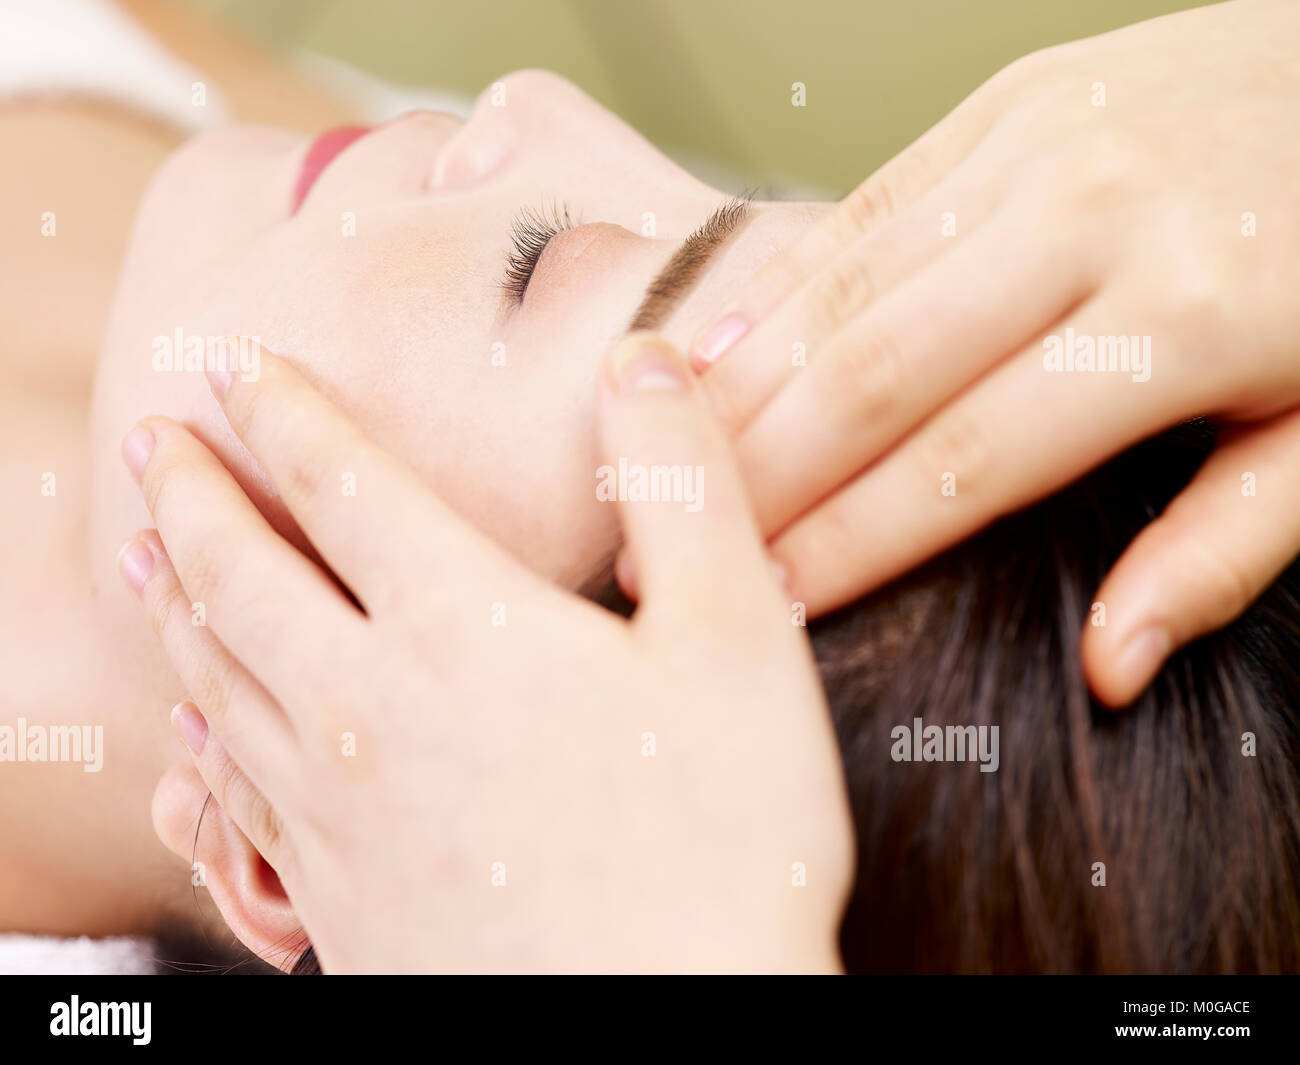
[430, 106, 514, 191]
[430, 69, 583, 191]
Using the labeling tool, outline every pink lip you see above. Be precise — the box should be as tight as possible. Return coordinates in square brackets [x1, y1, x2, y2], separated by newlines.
[291, 125, 372, 214]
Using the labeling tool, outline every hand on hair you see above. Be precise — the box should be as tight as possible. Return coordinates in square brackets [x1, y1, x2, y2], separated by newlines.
[689, 0, 1300, 708]
[126, 337, 851, 973]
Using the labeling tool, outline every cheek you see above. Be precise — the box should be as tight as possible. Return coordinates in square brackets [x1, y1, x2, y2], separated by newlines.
[94, 221, 614, 600]
[133, 126, 301, 252]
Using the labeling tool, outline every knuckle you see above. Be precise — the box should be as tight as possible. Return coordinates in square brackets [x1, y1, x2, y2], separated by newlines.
[791, 500, 859, 581]
[1167, 523, 1257, 621]
[1161, 278, 1224, 355]
[811, 255, 877, 330]
[178, 538, 229, 613]
[840, 177, 895, 236]
[189, 652, 237, 723]
[992, 39, 1076, 97]
[820, 329, 902, 425]
[245, 791, 286, 864]
[913, 409, 991, 494]
[884, 139, 931, 198]
[244, 388, 335, 507]
[147, 578, 191, 640]
[207, 757, 287, 864]
[140, 452, 181, 523]
[758, 251, 808, 305]
[702, 367, 751, 434]
[956, 44, 1069, 145]
[1067, 127, 1142, 210]
[1147, 242, 1228, 344]
[208, 751, 244, 808]
[237, 379, 292, 459]
[1202, 550, 1257, 621]
[282, 446, 335, 513]
[996, 46, 1054, 89]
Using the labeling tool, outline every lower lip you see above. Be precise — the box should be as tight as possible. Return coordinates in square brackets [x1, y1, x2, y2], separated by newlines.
[291, 125, 372, 214]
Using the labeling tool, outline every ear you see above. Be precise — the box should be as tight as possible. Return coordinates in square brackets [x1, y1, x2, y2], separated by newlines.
[152, 759, 310, 972]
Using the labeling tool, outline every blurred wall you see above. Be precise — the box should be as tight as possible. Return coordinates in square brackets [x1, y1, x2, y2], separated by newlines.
[186, 0, 1215, 194]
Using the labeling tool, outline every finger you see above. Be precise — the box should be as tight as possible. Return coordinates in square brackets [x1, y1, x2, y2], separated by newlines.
[771, 302, 1201, 615]
[169, 699, 293, 876]
[1083, 411, 1300, 708]
[596, 333, 783, 626]
[125, 415, 361, 703]
[688, 50, 1043, 366]
[701, 155, 1010, 433]
[116, 528, 299, 796]
[205, 341, 532, 611]
[733, 201, 1095, 532]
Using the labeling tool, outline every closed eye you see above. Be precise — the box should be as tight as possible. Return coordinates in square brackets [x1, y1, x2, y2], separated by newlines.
[500, 200, 576, 307]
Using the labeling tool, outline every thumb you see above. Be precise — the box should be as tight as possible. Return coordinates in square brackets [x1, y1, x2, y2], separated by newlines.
[596, 332, 782, 624]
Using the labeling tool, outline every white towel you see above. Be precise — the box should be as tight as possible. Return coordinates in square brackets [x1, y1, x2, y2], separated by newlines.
[0, 0, 228, 133]
[0, 933, 156, 975]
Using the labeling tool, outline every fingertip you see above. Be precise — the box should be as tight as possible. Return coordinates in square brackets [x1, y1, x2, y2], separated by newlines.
[138, 527, 169, 559]
[170, 700, 210, 756]
[117, 535, 156, 595]
[614, 548, 640, 602]
[206, 335, 269, 399]
[121, 423, 157, 483]
[605, 332, 691, 395]
[690, 312, 750, 370]
[1084, 624, 1172, 710]
[206, 367, 233, 401]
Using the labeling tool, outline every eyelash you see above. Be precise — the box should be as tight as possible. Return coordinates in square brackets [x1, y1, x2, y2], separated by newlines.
[501, 200, 577, 307]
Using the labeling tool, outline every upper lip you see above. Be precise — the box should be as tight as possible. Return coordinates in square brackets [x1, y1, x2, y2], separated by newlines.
[291, 125, 373, 214]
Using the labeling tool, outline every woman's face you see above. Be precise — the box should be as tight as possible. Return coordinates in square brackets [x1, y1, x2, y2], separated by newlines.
[91, 70, 824, 596]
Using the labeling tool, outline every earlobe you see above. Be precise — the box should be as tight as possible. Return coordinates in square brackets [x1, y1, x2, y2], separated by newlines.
[152, 760, 309, 972]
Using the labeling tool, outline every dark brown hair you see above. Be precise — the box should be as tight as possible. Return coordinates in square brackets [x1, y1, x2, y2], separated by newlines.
[283, 421, 1300, 974]
[822, 421, 1300, 972]
[602, 420, 1300, 973]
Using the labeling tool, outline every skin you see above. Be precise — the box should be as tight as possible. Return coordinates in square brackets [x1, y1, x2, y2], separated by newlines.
[11, 0, 1298, 956]
[3, 61, 825, 938]
[127, 0, 1300, 969]
[0, 0, 355, 937]
[688, 0, 1300, 708]
[133, 340, 854, 973]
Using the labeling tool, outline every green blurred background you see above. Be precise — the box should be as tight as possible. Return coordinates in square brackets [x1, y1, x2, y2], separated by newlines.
[188, 0, 1213, 195]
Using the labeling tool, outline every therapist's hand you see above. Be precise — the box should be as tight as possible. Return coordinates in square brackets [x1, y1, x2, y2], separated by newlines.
[125, 336, 852, 973]
[690, 0, 1300, 708]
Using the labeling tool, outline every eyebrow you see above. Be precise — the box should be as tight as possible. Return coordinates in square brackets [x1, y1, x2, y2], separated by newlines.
[625, 197, 752, 333]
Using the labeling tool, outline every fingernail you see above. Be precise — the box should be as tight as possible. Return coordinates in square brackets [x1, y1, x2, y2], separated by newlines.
[693, 313, 749, 368]
[609, 333, 688, 394]
[170, 701, 208, 755]
[206, 366, 233, 400]
[615, 549, 639, 601]
[140, 528, 169, 561]
[117, 539, 155, 594]
[1111, 627, 1172, 705]
[121, 425, 155, 482]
